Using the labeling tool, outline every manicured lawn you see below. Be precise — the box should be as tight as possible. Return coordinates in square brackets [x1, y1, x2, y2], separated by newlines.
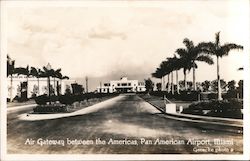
[139, 94, 192, 112]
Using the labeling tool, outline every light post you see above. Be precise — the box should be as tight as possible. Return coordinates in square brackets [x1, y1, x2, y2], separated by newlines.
[85, 76, 88, 93]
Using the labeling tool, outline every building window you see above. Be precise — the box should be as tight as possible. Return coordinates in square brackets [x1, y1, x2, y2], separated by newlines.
[104, 83, 110, 86]
[122, 83, 127, 86]
[118, 83, 120, 86]
[128, 83, 131, 86]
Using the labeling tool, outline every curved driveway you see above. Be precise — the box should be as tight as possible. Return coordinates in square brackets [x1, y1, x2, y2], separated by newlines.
[7, 94, 243, 154]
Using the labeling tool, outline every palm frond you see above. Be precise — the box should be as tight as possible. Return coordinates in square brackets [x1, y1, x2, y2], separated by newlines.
[176, 48, 187, 57]
[196, 55, 214, 65]
[215, 31, 220, 47]
[183, 38, 194, 51]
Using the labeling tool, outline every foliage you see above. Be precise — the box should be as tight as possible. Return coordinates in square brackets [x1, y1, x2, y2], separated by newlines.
[65, 85, 72, 95]
[7, 55, 16, 77]
[145, 78, 154, 93]
[59, 94, 76, 105]
[71, 83, 84, 95]
[149, 90, 200, 101]
[156, 83, 162, 91]
[35, 95, 50, 105]
[182, 99, 243, 119]
[227, 80, 236, 91]
[33, 104, 67, 113]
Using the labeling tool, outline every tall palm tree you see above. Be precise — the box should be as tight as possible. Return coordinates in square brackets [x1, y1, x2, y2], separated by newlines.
[40, 64, 54, 104]
[160, 60, 172, 92]
[166, 57, 175, 94]
[7, 55, 16, 102]
[167, 55, 182, 94]
[52, 68, 61, 95]
[176, 48, 192, 90]
[30, 67, 42, 96]
[57, 72, 69, 95]
[152, 67, 164, 91]
[176, 38, 214, 91]
[200, 32, 243, 100]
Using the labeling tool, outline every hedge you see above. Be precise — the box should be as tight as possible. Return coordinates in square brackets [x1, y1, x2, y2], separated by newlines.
[182, 99, 243, 119]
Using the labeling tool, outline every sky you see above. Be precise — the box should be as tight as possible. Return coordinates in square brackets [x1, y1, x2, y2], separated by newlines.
[5, 0, 249, 91]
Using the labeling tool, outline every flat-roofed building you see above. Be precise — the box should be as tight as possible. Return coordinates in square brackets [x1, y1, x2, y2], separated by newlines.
[7, 75, 75, 101]
[97, 77, 146, 93]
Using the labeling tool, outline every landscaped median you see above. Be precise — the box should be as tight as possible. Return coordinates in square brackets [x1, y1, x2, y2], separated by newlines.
[33, 93, 118, 113]
[18, 94, 121, 121]
[139, 94, 243, 130]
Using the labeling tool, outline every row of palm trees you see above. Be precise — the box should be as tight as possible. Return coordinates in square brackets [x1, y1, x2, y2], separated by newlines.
[152, 32, 243, 100]
[7, 55, 69, 102]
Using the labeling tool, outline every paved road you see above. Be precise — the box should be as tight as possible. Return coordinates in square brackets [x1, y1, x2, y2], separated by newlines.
[7, 94, 243, 154]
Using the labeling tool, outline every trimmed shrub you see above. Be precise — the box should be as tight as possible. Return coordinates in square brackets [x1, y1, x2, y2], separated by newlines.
[35, 95, 49, 105]
[182, 99, 243, 119]
[33, 104, 68, 113]
[59, 94, 75, 105]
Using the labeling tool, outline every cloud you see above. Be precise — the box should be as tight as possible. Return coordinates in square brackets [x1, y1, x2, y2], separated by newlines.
[6, 1, 246, 85]
[88, 28, 127, 40]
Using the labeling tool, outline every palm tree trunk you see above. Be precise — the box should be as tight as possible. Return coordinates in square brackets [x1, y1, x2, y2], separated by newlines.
[48, 76, 51, 104]
[171, 72, 174, 95]
[217, 56, 222, 100]
[37, 78, 40, 96]
[10, 75, 13, 102]
[163, 76, 165, 91]
[176, 70, 179, 94]
[54, 77, 56, 95]
[26, 76, 29, 99]
[184, 70, 187, 90]
[167, 74, 170, 93]
[193, 66, 196, 91]
[161, 77, 163, 91]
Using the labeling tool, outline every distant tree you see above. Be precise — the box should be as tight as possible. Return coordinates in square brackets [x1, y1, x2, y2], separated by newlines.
[211, 79, 226, 92]
[145, 78, 154, 93]
[201, 80, 211, 92]
[65, 85, 72, 95]
[227, 80, 236, 91]
[156, 83, 162, 91]
[71, 83, 84, 95]
[237, 80, 243, 99]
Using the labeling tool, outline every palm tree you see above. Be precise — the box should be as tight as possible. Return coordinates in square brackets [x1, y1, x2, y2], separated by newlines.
[40, 64, 54, 104]
[166, 57, 176, 95]
[167, 55, 182, 94]
[15, 66, 30, 98]
[161, 60, 172, 93]
[30, 67, 42, 96]
[176, 48, 192, 90]
[7, 55, 16, 102]
[52, 68, 61, 95]
[200, 32, 243, 100]
[176, 38, 214, 91]
[152, 67, 164, 91]
[57, 72, 69, 95]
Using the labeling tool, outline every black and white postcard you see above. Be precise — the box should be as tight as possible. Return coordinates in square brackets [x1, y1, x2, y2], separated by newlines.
[1, 0, 249, 160]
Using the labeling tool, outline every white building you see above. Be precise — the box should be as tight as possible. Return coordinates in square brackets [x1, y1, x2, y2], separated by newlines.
[97, 77, 146, 93]
[7, 75, 75, 101]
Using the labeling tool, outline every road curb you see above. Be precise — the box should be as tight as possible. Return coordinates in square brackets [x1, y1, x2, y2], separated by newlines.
[140, 96, 243, 128]
[7, 104, 37, 112]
